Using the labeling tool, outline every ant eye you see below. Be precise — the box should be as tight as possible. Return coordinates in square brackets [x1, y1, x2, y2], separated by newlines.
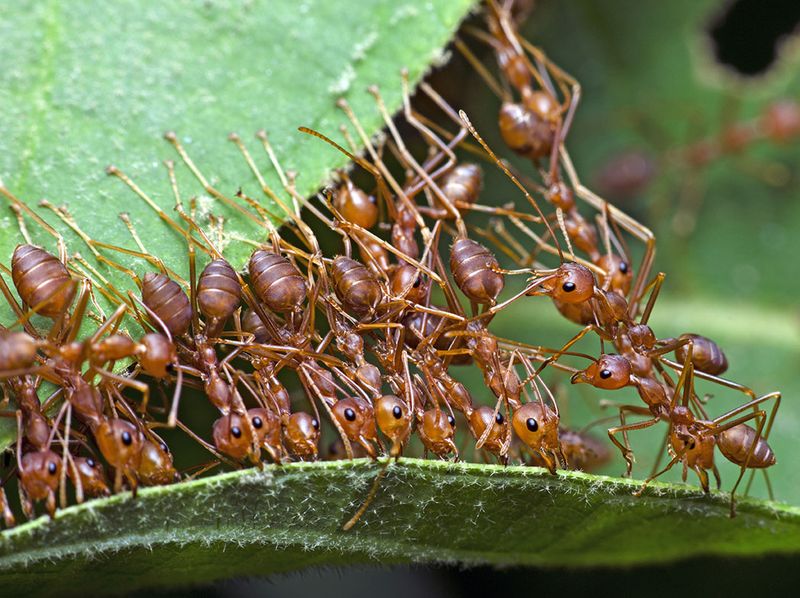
[344, 408, 356, 422]
[392, 405, 403, 419]
[447, 415, 455, 427]
[562, 281, 576, 292]
[231, 426, 242, 439]
[495, 412, 504, 424]
[252, 416, 263, 429]
[121, 431, 133, 446]
[48, 462, 57, 475]
[312, 418, 320, 430]
[369, 195, 377, 204]
[526, 418, 538, 432]
[619, 261, 629, 273]
[413, 277, 422, 288]
[599, 369, 612, 379]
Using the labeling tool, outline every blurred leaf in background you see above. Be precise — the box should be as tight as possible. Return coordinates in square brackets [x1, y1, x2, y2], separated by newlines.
[452, 0, 800, 503]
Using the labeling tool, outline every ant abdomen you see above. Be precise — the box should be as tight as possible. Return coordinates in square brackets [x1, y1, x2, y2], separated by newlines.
[359, 235, 391, 274]
[449, 238, 504, 305]
[142, 272, 192, 337]
[242, 308, 270, 343]
[717, 424, 776, 469]
[557, 428, 611, 472]
[553, 298, 594, 325]
[498, 102, 552, 160]
[12, 244, 75, 319]
[334, 183, 378, 229]
[197, 259, 241, 334]
[248, 249, 308, 313]
[331, 256, 382, 315]
[0, 331, 38, 372]
[283, 412, 320, 460]
[439, 163, 483, 213]
[675, 334, 729, 376]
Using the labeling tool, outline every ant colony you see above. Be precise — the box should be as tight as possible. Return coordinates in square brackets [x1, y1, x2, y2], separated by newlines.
[0, 0, 780, 530]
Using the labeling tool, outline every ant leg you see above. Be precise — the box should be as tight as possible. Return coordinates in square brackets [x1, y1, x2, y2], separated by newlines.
[632, 453, 682, 498]
[163, 131, 264, 226]
[342, 457, 392, 531]
[608, 413, 661, 477]
[0, 183, 68, 261]
[105, 165, 191, 240]
[561, 150, 656, 311]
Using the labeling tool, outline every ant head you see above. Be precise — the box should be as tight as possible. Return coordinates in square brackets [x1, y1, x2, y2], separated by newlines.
[212, 412, 255, 462]
[512, 402, 558, 452]
[284, 412, 320, 459]
[72, 456, 110, 497]
[421, 409, 456, 443]
[543, 262, 595, 304]
[20, 450, 62, 496]
[375, 395, 412, 449]
[469, 405, 508, 452]
[390, 264, 429, 304]
[137, 440, 178, 486]
[138, 333, 177, 380]
[95, 419, 143, 469]
[571, 354, 632, 390]
[333, 397, 368, 440]
[596, 253, 632, 296]
[248, 408, 281, 454]
[628, 324, 656, 351]
[333, 182, 379, 229]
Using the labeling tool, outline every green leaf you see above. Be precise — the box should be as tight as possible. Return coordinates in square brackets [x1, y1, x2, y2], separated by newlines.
[0, 0, 476, 445]
[2, 459, 798, 594]
[0, 0, 475, 302]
